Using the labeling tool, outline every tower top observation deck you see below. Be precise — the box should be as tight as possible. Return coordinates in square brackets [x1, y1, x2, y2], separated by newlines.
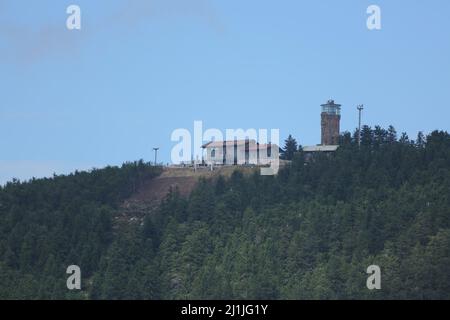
[320, 99, 341, 116]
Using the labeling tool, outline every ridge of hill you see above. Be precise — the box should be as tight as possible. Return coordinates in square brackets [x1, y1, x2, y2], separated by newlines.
[0, 127, 450, 299]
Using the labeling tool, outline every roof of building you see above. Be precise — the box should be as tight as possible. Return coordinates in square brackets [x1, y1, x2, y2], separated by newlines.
[202, 140, 282, 152]
[201, 140, 256, 148]
[303, 145, 339, 152]
[320, 99, 341, 107]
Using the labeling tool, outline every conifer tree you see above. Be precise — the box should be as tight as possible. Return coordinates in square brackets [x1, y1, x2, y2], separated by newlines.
[282, 134, 298, 160]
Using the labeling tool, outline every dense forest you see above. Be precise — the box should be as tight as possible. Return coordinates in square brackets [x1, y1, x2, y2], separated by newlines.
[1, 126, 450, 299]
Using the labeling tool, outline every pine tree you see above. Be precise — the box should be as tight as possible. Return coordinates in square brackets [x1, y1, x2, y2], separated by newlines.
[282, 135, 298, 160]
[399, 132, 409, 144]
[387, 125, 397, 143]
[416, 131, 426, 148]
[361, 125, 374, 146]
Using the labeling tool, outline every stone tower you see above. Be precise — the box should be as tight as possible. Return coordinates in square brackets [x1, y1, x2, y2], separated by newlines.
[320, 99, 341, 145]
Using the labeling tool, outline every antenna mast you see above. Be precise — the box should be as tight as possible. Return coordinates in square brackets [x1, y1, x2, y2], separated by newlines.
[357, 105, 364, 148]
[153, 147, 159, 165]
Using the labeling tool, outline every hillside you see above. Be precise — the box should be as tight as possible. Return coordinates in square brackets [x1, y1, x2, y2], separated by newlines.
[116, 166, 259, 225]
[1, 126, 450, 299]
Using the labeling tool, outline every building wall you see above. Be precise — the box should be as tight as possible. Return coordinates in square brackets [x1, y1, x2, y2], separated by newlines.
[321, 113, 340, 145]
[258, 148, 276, 165]
[204, 144, 277, 165]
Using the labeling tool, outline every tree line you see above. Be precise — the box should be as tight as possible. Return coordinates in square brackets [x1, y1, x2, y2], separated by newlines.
[0, 126, 449, 299]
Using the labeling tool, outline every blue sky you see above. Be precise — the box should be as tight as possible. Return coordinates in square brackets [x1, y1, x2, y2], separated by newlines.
[1, 0, 450, 184]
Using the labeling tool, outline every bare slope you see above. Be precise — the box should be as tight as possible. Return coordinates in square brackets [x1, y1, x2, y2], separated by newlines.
[114, 166, 259, 225]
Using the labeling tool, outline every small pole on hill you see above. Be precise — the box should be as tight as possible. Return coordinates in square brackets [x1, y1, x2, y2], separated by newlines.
[153, 147, 159, 165]
[357, 105, 364, 148]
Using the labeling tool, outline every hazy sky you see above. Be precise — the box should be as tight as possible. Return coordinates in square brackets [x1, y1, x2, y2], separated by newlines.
[1, 0, 450, 184]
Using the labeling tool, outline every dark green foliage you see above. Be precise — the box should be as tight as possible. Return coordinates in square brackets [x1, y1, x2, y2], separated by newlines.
[281, 135, 298, 160]
[143, 127, 450, 300]
[281, 134, 299, 160]
[0, 161, 161, 299]
[1, 127, 450, 299]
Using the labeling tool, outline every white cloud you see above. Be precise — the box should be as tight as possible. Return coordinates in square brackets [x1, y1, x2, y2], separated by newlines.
[0, 0, 224, 64]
